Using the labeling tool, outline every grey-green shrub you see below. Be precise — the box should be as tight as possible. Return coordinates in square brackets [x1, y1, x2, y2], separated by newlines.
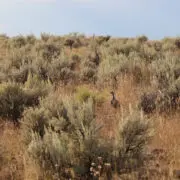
[115, 110, 153, 171]
[0, 83, 27, 122]
[0, 74, 52, 123]
[75, 85, 106, 105]
[137, 35, 148, 43]
[34, 41, 61, 62]
[22, 95, 103, 179]
[8, 35, 27, 48]
[139, 92, 157, 114]
[150, 53, 180, 89]
[47, 58, 76, 84]
[80, 49, 100, 83]
[21, 93, 70, 144]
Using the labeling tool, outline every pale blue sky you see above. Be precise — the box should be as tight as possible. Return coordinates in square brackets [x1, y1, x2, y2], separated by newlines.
[0, 0, 179, 39]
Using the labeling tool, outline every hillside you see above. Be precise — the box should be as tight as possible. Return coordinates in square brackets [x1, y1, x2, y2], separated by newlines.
[0, 33, 179, 179]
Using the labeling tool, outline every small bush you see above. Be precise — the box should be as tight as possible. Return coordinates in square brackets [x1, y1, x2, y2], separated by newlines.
[47, 57, 77, 84]
[157, 78, 180, 112]
[140, 78, 180, 114]
[80, 67, 97, 83]
[24, 73, 53, 94]
[96, 35, 111, 45]
[0, 76, 51, 123]
[64, 38, 75, 49]
[21, 93, 70, 145]
[139, 92, 157, 114]
[26, 34, 36, 45]
[115, 110, 153, 171]
[21, 107, 48, 145]
[35, 41, 61, 62]
[174, 37, 180, 48]
[97, 53, 127, 85]
[24, 73, 53, 106]
[0, 83, 27, 122]
[75, 86, 106, 105]
[137, 35, 148, 43]
[8, 35, 26, 48]
[75, 86, 92, 102]
[80, 49, 100, 83]
[41, 33, 51, 42]
[8, 66, 30, 83]
[150, 53, 180, 89]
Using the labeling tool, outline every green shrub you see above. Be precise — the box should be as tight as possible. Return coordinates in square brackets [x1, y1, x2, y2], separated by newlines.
[75, 86, 106, 105]
[21, 93, 70, 144]
[94, 92, 107, 106]
[5, 47, 33, 69]
[31, 57, 49, 81]
[98, 52, 139, 86]
[26, 34, 36, 45]
[47, 56, 77, 84]
[22, 95, 103, 179]
[80, 49, 100, 83]
[24, 73, 53, 93]
[115, 110, 153, 171]
[64, 38, 75, 49]
[80, 67, 97, 83]
[0, 83, 27, 122]
[150, 53, 180, 89]
[0, 75, 51, 123]
[157, 78, 180, 112]
[72, 38, 83, 48]
[65, 98, 103, 170]
[41, 33, 51, 42]
[162, 38, 177, 51]
[27, 130, 75, 179]
[24, 73, 53, 105]
[35, 41, 61, 62]
[22, 107, 48, 145]
[153, 41, 162, 51]
[96, 35, 111, 45]
[0, 46, 34, 83]
[75, 86, 92, 102]
[137, 35, 148, 43]
[8, 35, 26, 48]
[139, 92, 157, 114]
[140, 78, 180, 114]
[175, 37, 180, 48]
[8, 66, 30, 83]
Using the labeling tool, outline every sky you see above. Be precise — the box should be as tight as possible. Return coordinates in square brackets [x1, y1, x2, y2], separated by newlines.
[0, 0, 179, 39]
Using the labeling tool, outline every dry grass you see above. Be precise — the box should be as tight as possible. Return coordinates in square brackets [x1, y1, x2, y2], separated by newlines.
[0, 121, 24, 180]
[150, 112, 180, 169]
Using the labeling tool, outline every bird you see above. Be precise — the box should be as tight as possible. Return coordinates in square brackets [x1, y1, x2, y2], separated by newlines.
[110, 91, 120, 108]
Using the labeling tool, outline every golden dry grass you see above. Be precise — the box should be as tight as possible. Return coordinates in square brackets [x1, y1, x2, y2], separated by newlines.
[150, 112, 180, 169]
[0, 121, 24, 180]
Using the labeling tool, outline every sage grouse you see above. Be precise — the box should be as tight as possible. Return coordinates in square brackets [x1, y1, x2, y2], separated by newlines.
[110, 91, 120, 108]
